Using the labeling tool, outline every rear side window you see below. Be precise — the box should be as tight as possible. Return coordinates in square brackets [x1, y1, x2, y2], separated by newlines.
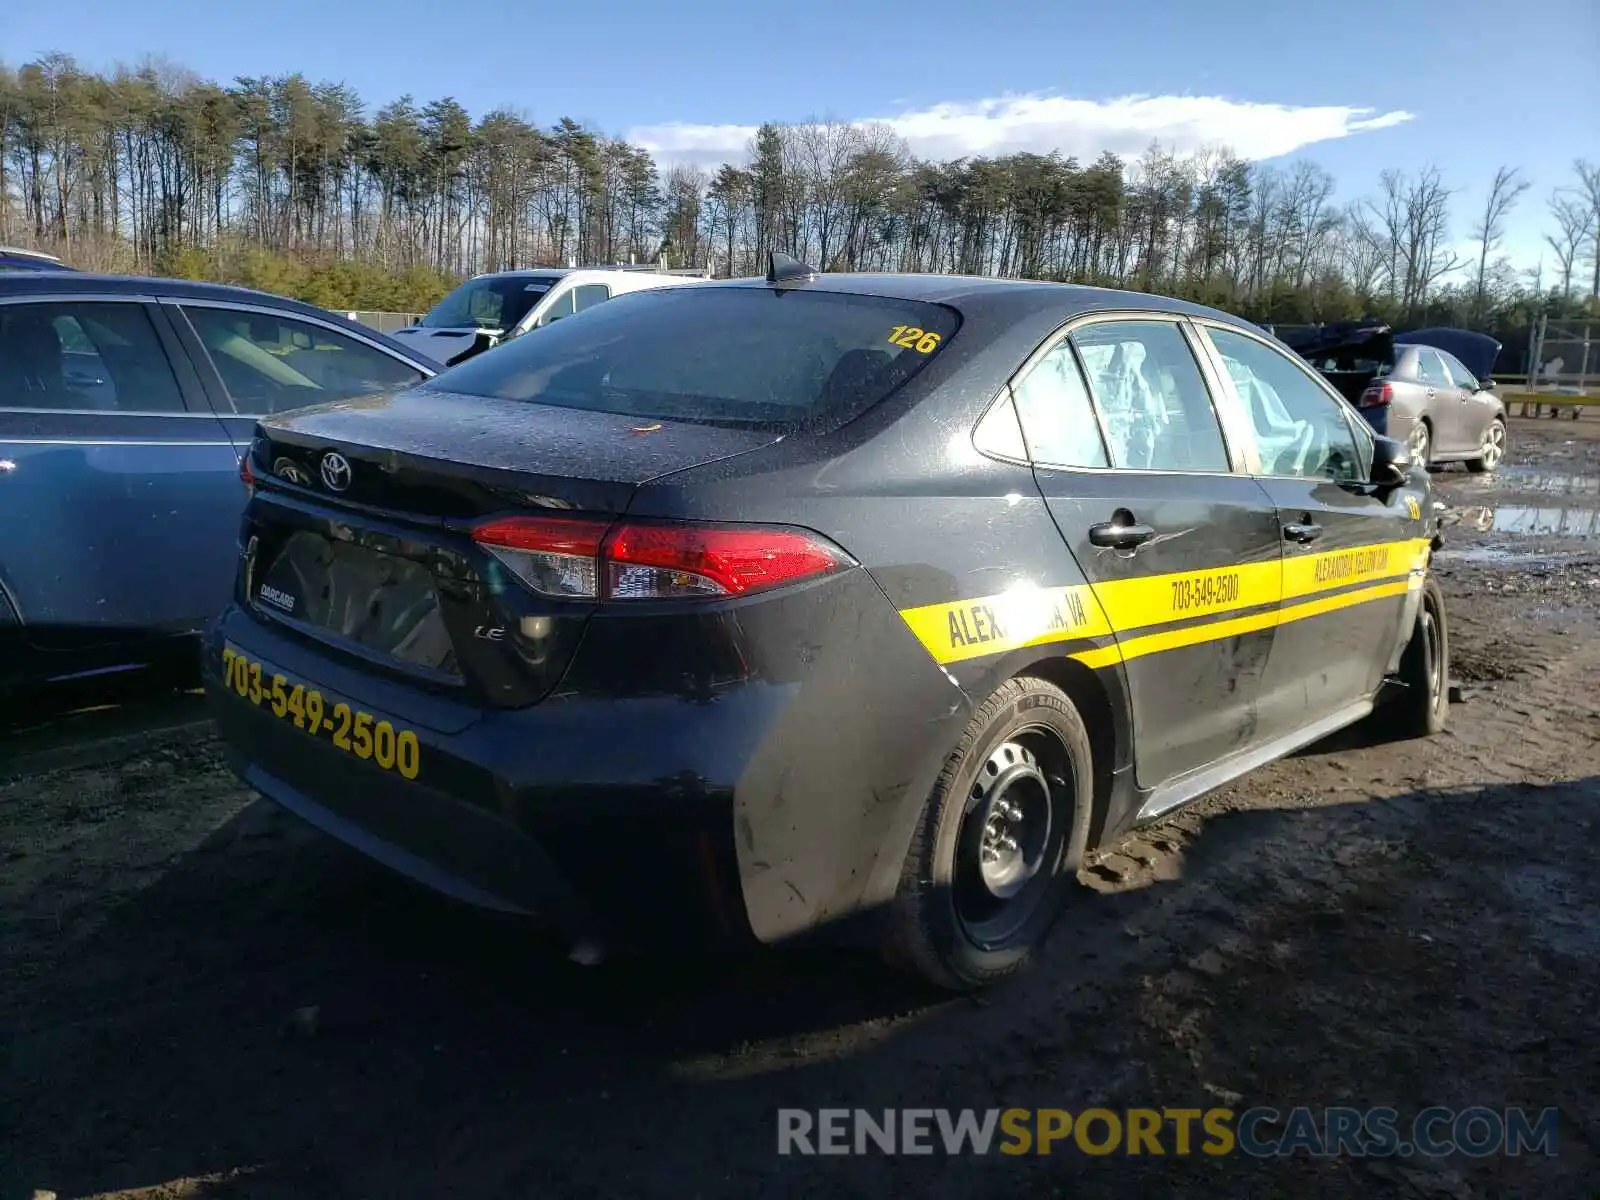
[183, 306, 425, 415]
[435, 287, 961, 429]
[0, 301, 184, 412]
[1011, 340, 1108, 468]
[1070, 320, 1230, 472]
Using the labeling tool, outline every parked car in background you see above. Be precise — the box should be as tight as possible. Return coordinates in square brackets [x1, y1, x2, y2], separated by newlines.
[1284, 322, 1507, 472]
[0, 272, 437, 703]
[389, 266, 703, 367]
[0, 246, 76, 272]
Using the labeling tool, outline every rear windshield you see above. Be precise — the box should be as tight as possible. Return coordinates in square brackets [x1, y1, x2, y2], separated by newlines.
[429, 286, 961, 429]
[420, 275, 558, 330]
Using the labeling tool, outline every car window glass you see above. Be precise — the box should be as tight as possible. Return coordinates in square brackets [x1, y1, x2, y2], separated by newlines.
[1010, 340, 1108, 468]
[572, 284, 610, 313]
[0, 301, 184, 412]
[183, 306, 424, 415]
[1070, 321, 1229, 472]
[536, 290, 577, 326]
[419, 275, 554, 330]
[1415, 349, 1446, 386]
[1439, 352, 1477, 390]
[973, 395, 1028, 460]
[437, 287, 958, 430]
[1205, 326, 1363, 483]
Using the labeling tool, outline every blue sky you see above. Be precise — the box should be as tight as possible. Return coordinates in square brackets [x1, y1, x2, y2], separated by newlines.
[5, 0, 1597, 271]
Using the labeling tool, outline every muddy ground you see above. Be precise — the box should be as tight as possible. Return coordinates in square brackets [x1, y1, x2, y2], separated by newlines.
[3, 416, 1598, 1199]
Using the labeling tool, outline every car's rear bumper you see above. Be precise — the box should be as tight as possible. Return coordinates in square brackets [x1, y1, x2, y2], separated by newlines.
[203, 611, 779, 950]
[203, 579, 964, 951]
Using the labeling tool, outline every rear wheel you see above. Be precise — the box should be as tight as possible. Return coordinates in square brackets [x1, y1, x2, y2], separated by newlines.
[1407, 418, 1433, 469]
[885, 676, 1092, 990]
[1466, 417, 1507, 473]
[1393, 575, 1449, 738]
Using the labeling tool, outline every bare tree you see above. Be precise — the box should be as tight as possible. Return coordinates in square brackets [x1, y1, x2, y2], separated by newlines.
[1545, 193, 1588, 298]
[1366, 167, 1462, 316]
[1573, 159, 1600, 298]
[1470, 166, 1529, 318]
[1341, 202, 1388, 301]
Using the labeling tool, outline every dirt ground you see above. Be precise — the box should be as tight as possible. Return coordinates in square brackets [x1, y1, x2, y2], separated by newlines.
[3, 416, 1598, 1199]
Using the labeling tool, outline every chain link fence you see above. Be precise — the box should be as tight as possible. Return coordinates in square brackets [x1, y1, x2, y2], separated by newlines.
[342, 310, 422, 334]
[1511, 317, 1597, 419]
[1526, 318, 1596, 392]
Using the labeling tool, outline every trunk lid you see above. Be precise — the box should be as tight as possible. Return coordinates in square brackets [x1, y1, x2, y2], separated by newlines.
[242, 388, 783, 712]
[1279, 320, 1396, 405]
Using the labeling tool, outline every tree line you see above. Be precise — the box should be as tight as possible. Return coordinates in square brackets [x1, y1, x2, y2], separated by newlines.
[3, 53, 1598, 345]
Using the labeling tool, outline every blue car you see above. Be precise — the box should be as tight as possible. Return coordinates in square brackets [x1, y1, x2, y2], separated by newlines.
[0, 273, 438, 702]
[0, 245, 75, 272]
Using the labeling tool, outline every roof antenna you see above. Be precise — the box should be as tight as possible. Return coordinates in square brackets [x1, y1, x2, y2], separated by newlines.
[767, 251, 817, 287]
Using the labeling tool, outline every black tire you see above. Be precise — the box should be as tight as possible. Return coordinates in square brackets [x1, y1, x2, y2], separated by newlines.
[1408, 418, 1433, 470]
[884, 675, 1093, 991]
[1465, 417, 1507, 474]
[1394, 575, 1449, 737]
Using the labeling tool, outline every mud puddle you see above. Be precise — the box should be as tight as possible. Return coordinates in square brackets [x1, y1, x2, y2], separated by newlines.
[1448, 502, 1600, 538]
[1449, 465, 1600, 496]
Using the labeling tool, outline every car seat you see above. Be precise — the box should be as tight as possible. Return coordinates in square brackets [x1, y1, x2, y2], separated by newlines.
[1238, 370, 1316, 475]
[0, 310, 104, 408]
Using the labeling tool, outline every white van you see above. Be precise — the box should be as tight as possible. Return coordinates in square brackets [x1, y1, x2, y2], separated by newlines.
[391, 267, 701, 367]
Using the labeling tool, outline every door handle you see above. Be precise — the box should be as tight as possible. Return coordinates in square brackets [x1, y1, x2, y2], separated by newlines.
[1089, 518, 1157, 550]
[1283, 521, 1323, 544]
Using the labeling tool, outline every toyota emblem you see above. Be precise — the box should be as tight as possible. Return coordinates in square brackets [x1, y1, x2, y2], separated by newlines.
[320, 451, 352, 492]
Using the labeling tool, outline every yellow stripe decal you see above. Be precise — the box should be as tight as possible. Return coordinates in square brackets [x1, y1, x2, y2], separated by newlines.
[897, 537, 1429, 668]
[897, 583, 1113, 666]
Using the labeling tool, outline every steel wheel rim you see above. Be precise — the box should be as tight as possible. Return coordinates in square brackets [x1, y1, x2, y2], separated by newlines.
[1408, 421, 1430, 465]
[1422, 608, 1443, 714]
[1481, 422, 1505, 469]
[953, 729, 1066, 948]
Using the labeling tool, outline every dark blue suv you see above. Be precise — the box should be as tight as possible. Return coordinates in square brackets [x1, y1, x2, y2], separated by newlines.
[0, 272, 437, 702]
[0, 246, 74, 272]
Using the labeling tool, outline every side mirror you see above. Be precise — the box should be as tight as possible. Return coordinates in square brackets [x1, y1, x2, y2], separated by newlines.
[1478, 377, 1496, 391]
[1370, 434, 1411, 487]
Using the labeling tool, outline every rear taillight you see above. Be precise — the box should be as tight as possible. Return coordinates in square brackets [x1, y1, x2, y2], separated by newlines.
[472, 516, 605, 599]
[1360, 382, 1394, 408]
[471, 516, 850, 601]
[239, 452, 255, 496]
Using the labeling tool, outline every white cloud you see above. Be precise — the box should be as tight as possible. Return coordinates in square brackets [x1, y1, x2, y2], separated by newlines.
[628, 92, 1414, 169]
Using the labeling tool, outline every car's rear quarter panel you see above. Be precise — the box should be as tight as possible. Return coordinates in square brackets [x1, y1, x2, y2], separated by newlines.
[618, 295, 1137, 939]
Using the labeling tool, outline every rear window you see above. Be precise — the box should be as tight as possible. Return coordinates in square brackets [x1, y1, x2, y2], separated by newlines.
[429, 286, 961, 429]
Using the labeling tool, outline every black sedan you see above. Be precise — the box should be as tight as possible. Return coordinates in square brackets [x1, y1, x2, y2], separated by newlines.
[205, 258, 1448, 989]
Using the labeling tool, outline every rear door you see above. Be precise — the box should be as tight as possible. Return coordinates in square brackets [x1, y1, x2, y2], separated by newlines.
[1016, 315, 1283, 788]
[0, 294, 234, 647]
[1194, 321, 1418, 736]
